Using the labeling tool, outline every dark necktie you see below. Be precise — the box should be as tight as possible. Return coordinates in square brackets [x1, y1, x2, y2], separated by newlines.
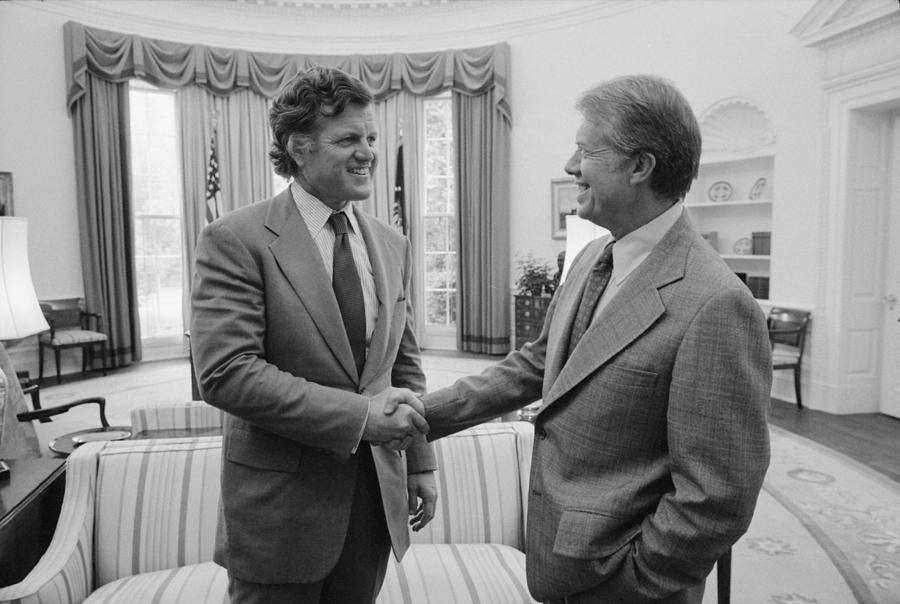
[328, 212, 366, 377]
[567, 241, 614, 356]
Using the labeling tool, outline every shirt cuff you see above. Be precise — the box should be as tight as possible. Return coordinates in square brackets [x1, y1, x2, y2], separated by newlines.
[351, 397, 371, 454]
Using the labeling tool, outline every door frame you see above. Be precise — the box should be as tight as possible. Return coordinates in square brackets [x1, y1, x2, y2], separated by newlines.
[815, 70, 900, 414]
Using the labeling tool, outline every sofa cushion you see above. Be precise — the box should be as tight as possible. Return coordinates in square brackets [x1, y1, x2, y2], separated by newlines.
[413, 423, 531, 549]
[83, 561, 227, 604]
[84, 544, 537, 604]
[93, 437, 222, 586]
[378, 543, 537, 604]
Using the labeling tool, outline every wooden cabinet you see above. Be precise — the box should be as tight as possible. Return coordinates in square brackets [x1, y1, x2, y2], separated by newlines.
[514, 295, 552, 349]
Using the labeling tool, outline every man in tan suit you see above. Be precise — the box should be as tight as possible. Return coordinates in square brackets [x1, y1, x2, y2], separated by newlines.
[191, 66, 437, 604]
[421, 75, 772, 603]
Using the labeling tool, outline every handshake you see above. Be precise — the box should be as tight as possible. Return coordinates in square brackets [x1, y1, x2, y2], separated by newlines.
[363, 387, 429, 451]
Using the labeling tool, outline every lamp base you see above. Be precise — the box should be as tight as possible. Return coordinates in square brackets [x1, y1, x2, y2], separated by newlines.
[0, 460, 10, 481]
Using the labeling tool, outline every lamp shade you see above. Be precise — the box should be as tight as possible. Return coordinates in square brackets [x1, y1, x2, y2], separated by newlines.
[0, 217, 49, 340]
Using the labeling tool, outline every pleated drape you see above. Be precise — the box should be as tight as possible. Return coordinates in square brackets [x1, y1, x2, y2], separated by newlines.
[176, 86, 273, 330]
[454, 88, 511, 354]
[71, 74, 142, 367]
[63, 20, 511, 354]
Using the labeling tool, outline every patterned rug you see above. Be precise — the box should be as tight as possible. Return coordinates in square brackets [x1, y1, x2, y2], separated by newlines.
[717, 426, 900, 604]
[32, 357, 900, 603]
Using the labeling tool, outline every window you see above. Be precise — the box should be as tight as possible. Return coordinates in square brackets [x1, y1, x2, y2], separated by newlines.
[423, 96, 457, 335]
[128, 83, 184, 355]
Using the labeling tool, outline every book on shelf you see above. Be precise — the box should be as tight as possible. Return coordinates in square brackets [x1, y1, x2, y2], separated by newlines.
[751, 231, 771, 255]
[746, 276, 770, 300]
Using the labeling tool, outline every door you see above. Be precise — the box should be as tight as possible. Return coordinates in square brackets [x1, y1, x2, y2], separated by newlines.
[881, 110, 900, 419]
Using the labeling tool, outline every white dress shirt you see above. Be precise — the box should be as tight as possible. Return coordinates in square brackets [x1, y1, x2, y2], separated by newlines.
[593, 201, 684, 319]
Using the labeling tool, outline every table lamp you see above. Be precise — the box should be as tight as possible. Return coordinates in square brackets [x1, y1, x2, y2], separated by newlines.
[0, 217, 49, 479]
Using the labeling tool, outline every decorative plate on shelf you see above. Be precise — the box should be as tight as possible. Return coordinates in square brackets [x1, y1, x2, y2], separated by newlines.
[707, 181, 733, 202]
[733, 237, 753, 255]
[749, 177, 767, 200]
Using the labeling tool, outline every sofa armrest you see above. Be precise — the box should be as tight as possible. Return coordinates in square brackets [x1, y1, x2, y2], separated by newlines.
[0, 443, 102, 604]
[130, 400, 224, 436]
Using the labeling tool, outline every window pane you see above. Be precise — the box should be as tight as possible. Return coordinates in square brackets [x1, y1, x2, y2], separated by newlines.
[424, 217, 449, 252]
[422, 96, 456, 329]
[426, 140, 450, 176]
[425, 254, 447, 288]
[426, 178, 449, 214]
[425, 291, 448, 325]
[129, 83, 184, 341]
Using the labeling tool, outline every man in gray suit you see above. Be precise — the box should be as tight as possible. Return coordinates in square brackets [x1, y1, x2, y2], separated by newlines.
[191, 66, 437, 604]
[420, 75, 772, 603]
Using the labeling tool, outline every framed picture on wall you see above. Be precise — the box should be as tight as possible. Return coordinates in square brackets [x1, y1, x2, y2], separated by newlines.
[551, 177, 579, 240]
[0, 172, 12, 216]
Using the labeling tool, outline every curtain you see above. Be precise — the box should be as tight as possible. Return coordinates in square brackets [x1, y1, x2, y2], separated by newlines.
[177, 86, 273, 329]
[401, 93, 427, 344]
[71, 73, 141, 367]
[367, 94, 401, 223]
[64, 21, 511, 354]
[454, 87, 511, 354]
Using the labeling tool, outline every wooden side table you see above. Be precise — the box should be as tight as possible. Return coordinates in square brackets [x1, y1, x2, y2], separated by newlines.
[0, 458, 66, 586]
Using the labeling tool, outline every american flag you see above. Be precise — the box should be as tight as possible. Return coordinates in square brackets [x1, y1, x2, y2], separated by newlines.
[391, 144, 407, 234]
[205, 133, 223, 224]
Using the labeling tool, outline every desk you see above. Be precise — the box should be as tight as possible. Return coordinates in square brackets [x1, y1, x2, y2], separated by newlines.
[0, 458, 66, 586]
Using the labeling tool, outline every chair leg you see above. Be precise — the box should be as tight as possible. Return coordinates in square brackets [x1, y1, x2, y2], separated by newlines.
[794, 366, 803, 409]
[54, 348, 62, 384]
[717, 547, 731, 604]
[38, 344, 45, 381]
[100, 342, 108, 376]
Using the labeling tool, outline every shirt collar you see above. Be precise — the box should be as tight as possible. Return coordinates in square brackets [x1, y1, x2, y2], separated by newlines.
[290, 180, 361, 237]
[611, 202, 683, 284]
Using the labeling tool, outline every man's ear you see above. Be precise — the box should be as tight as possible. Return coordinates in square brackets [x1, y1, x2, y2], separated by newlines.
[630, 151, 656, 185]
[287, 133, 312, 168]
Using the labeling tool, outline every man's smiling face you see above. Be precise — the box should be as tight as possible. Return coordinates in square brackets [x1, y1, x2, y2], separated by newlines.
[293, 102, 377, 211]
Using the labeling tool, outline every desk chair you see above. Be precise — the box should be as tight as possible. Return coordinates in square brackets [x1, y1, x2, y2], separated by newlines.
[768, 307, 811, 409]
[38, 297, 109, 384]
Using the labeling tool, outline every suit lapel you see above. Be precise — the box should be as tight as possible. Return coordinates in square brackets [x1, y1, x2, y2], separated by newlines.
[543, 214, 694, 409]
[355, 211, 392, 387]
[265, 190, 359, 381]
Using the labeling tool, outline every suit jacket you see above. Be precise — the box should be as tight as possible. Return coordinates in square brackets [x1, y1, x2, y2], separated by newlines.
[424, 213, 771, 603]
[190, 188, 435, 584]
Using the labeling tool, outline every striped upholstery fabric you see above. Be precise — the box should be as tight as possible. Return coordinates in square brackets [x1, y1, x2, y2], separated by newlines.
[377, 543, 536, 604]
[93, 437, 222, 586]
[0, 441, 101, 604]
[83, 561, 227, 604]
[129, 401, 224, 433]
[413, 422, 532, 549]
[39, 329, 107, 346]
[0, 424, 536, 604]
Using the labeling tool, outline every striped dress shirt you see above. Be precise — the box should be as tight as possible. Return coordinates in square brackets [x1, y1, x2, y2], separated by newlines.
[291, 181, 378, 346]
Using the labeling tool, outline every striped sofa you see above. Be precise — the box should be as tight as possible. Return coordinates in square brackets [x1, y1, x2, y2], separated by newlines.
[0, 422, 536, 604]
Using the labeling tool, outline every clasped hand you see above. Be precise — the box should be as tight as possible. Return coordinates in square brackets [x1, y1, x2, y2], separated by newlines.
[364, 387, 428, 451]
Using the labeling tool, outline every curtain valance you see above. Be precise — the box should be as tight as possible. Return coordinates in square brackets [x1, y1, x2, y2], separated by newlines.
[64, 21, 510, 121]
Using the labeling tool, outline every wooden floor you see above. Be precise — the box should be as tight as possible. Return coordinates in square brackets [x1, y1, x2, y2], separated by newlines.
[768, 397, 900, 485]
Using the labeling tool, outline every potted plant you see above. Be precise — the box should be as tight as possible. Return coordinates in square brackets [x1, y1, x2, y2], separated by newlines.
[515, 253, 557, 297]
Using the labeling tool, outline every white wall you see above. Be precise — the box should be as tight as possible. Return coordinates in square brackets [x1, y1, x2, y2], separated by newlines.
[1, 0, 823, 369]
